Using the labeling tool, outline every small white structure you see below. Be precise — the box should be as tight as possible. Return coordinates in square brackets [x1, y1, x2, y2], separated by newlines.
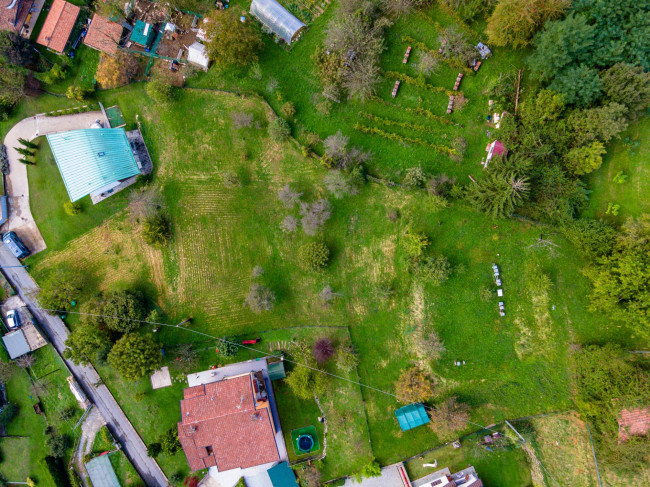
[187, 42, 209, 71]
[250, 0, 305, 45]
[67, 376, 91, 408]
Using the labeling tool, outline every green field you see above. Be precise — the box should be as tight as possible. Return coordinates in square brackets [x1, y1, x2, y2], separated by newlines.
[1, 0, 648, 483]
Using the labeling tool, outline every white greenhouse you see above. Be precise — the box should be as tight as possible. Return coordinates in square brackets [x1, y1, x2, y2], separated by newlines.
[250, 0, 306, 45]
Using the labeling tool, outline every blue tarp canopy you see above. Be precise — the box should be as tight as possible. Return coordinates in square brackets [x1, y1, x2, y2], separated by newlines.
[267, 461, 299, 487]
[47, 128, 140, 202]
[395, 403, 430, 431]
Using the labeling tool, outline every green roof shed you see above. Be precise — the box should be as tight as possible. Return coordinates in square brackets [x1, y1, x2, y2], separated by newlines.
[47, 128, 140, 202]
[130, 20, 155, 47]
[267, 462, 299, 487]
[268, 360, 286, 380]
[395, 403, 429, 431]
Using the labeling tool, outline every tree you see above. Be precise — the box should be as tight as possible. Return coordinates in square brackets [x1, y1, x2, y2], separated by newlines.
[487, 0, 570, 48]
[64, 325, 112, 365]
[569, 103, 629, 146]
[285, 363, 328, 400]
[312, 337, 335, 365]
[204, 10, 263, 68]
[147, 442, 162, 458]
[215, 337, 238, 357]
[417, 52, 438, 76]
[548, 64, 602, 107]
[145, 79, 175, 105]
[429, 397, 470, 440]
[128, 186, 163, 223]
[101, 290, 147, 333]
[64, 201, 82, 216]
[46, 433, 68, 458]
[0, 31, 34, 66]
[278, 184, 302, 208]
[0, 360, 15, 383]
[95, 52, 140, 89]
[281, 215, 298, 233]
[300, 199, 331, 235]
[142, 212, 172, 247]
[354, 459, 381, 482]
[466, 173, 529, 218]
[564, 142, 606, 175]
[38, 268, 82, 312]
[268, 117, 290, 140]
[342, 57, 382, 101]
[335, 345, 359, 373]
[171, 344, 199, 373]
[0, 64, 25, 116]
[324, 170, 358, 198]
[65, 85, 86, 102]
[416, 255, 451, 286]
[403, 166, 427, 189]
[601, 63, 650, 121]
[298, 241, 330, 271]
[586, 215, 650, 339]
[562, 219, 617, 259]
[17, 137, 38, 149]
[159, 427, 181, 455]
[107, 334, 161, 381]
[395, 366, 435, 403]
[244, 283, 275, 313]
[402, 226, 429, 262]
[0, 403, 18, 427]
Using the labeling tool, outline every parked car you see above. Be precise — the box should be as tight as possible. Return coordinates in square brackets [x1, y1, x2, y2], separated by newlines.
[2, 231, 29, 259]
[5, 309, 21, 329]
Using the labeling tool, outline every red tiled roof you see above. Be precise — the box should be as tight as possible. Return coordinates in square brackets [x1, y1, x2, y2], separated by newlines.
[83, 13, 122, 55]
[178, 375, 280, 472]
[0, 0, 32, 33]
[617, 406, 650, 442]
[36, 0, 79, 53]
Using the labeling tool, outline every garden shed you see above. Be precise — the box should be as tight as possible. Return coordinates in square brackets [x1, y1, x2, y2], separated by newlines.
[46, 128, 141, 202]
[395, 403, 430, 431]
[250, 0, 305, 45]
[2, 329, 30, 359]
[130, 20, 155, 48]
[187, 42, 209, 71]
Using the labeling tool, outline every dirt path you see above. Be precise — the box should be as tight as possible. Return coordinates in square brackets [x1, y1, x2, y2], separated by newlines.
[2, 111, 105, 254]
[75, 406, 107, 486]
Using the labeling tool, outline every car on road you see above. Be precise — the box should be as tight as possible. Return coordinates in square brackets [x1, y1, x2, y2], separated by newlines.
[5, 309, 21, 329]
[2, 231, 30, 259]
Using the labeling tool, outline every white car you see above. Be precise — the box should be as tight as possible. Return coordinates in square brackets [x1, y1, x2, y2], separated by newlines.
[5, 309, 21, 330]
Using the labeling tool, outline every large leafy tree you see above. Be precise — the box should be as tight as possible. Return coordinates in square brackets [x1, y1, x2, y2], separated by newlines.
[548, 64, 602, 107]
[563, 141, 605, 175]
[38, 268, 82, 312]
[486, 0, 569, 48]
[601, 64, 650, 121]
[0, 31, 34, 66]
[64, 325, 112, 366]
[108, 334, 161, 381]
[204, 10, 263, 68]
[586, 215, 650, 340]
[568, 103, 628, 146]
[100, 290, 147, 333]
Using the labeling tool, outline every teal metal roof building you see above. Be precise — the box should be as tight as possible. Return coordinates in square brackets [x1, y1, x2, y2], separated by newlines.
[395, 403, 430, 431]
[47, 128, 140, 202]
[130, 20, 155, 47]
[267, 462, 299, 487]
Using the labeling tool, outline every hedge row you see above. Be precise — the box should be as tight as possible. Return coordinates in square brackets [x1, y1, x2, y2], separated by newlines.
[370, 97, 453, 125]
[43, 456, 71, 487]
[358, 112, 448, 139]
[354, 123, 455, 156]
[400, 36, 472, 73]
[384, 70, 460, 96]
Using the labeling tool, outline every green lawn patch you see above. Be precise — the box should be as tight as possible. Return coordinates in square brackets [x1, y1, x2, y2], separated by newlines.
[109, 450, 144, 487]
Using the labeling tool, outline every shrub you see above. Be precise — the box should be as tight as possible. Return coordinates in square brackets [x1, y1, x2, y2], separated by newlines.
[416, 255, 452, 286]
[285, 362, 328, 400]
[0, 402, 18, 426]
[354, 460, 381, 482]
[107, 334, 161, 381]
[335, 345, 359, 373]
[159, 427, 181, 455]
[65, 85, 86, 102]
[142, 212, 171, 247]
[58, 405, 76, 422]
[64, 201, 82, 215]
[244, 284, 275, 313]
[402, 226, 429, 262]
[46, 433, 68, 458]
[216, 337, 238, 357]
[147, 442, 162, 458]
[298, 241, 330, 271]
[43, 456, 69, 487]
[280, 101, 296, 118]
[268, 117, 290, 140]
[312, 337, 335, 365]
[170, 472, 184, 484]
[145, 79, 175, 104]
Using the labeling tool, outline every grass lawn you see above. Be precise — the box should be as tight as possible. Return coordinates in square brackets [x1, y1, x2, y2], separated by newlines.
[109, 450, 144, 487]
[404, 428, 533, 487]
[582, 117, 650, 226]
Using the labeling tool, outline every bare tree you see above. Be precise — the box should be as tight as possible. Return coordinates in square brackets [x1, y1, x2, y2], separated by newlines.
[324, 170, 358, 199]
[172, 344, 199, 374]
[281, 215, 298, 233]
[319, 285, 343, 305]
[278, 184, 303, 208]
[343, 57, 382, 102]
[16, 355, 35, 369]
[417, 52, 439, 76]
[382, 0, 419, 17]
[429, 397, 470, 439]
[300, 199, 332, 236]
[252, 265, 264, 278]
[323, 131, 350, 161]
[128, 186, 163, 223]
[231, 112, 253, 128]
[244, 284, 275, 313]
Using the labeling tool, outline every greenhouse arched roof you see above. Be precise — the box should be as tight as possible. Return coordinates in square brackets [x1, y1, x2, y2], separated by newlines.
[250, 0, 305, 44]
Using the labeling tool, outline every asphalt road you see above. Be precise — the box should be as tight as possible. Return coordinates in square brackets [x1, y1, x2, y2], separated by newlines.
[0, 244, 168, 487]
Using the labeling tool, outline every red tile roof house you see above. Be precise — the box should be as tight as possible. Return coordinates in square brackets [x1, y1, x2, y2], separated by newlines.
[178, 361, 289, 486]
[0, 0, 33, 34]
[36, 0, 80, 54]
[83, 13, 123, 55]
[617, 406, 650, 443]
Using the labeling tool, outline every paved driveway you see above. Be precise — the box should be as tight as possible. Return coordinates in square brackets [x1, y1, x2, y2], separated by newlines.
[2, 111, 105, 254]
[0, 244, 168, 487]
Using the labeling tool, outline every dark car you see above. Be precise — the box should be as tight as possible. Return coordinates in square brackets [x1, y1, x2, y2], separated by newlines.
[2, 231, 30, 259]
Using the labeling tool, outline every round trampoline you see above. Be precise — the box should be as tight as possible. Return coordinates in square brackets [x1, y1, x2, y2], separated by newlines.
[297, 434, 314, 453]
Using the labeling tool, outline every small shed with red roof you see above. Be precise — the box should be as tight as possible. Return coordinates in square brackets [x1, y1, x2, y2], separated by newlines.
[84, 13, 123, 55]
[36, 0, 80, 53]
[485, 140, 506, 167]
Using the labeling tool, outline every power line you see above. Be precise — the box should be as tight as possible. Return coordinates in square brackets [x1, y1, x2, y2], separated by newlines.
[37, 307, 504, 435]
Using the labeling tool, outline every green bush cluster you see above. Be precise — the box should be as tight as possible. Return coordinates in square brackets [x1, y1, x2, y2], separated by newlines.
[298, 241, 330, 271]
[354, 124, 455, 156]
